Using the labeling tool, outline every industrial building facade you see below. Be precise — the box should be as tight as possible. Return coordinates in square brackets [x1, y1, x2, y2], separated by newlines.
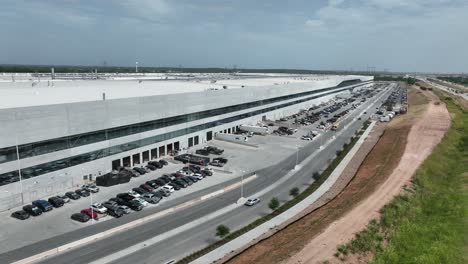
[0, 75, 372, 211]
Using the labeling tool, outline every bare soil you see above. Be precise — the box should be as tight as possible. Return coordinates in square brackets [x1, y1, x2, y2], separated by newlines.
[287, 89, 450, 264]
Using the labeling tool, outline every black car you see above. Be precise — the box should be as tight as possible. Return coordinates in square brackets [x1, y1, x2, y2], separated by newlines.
[116, 193, 135, 201]
[122, 200, 143, 211]
[65, 191, 81, 200]
[132, 187, 148, 195]
[154, 179, 167, 186]
[48, 197, 65, 208]
[145, 180, 159, 188]
[133, 167, 147, 175]
[189, 164, 201, 172]
[32, 200, 53, 212]
[109, 197, 126, 206]
[201, 169, 213, 176]
[102, 205, 124, 218]
[145, 164, 157, 171]
[182, 176, 194, 185]
[160, 175, 172, 182]
[168, 182, 182, 190]
[75, 189, 90, 197]
[195, 149, 210, 156]
[187, 176, 199, 183]
[71, 213, 90, 223]
[173, 179, 188, 188]
[23, 205, 43, 216]
[148, 161, 162, 169]
[11, 210, 30, 220]
[154, 189, 170, 197]
[159, 159, 168, 166]
[213, 157, 228, 164]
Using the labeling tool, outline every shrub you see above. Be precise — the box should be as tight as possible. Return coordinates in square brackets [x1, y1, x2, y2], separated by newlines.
[216, 225, 230, 238]
[269, 197, 280, 211]
[289, 187, 300, 197]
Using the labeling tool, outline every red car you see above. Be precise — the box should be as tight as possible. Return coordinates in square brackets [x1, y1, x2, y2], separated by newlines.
[80, 208, 98, 220]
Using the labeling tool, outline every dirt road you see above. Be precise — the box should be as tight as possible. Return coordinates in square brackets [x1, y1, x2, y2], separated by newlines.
[286, 91, 451, 264]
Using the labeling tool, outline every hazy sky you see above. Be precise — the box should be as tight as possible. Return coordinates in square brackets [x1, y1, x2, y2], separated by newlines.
[1, 0, 467, 73]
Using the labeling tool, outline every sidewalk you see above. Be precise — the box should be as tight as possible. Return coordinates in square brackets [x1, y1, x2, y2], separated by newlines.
[192, 121, 377, 264]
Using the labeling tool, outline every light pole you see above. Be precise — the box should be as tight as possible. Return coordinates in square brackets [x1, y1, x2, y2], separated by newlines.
[240, 170, 245, 199]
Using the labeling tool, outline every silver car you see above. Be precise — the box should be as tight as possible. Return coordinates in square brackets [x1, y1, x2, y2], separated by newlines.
[244, 198, 260, 206]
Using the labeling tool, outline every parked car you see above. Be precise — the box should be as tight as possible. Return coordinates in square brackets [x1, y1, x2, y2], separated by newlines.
[81, 208, 98, 220]
[301, 135, 312, 141]
[32, 200, 53, 212]
[192, 173, 204, 180]
[71, 213, 90, 223]
[173, 179, 188, 188]
[145, 164, 157, 171]
[123, 200, 144, 211]
[127, 191, 141, 198]
[162, 185, 175, 193]
[23, 205, 43, 216]
[167, 182, 181, 190]
[213, 157, 228, 164]
[141, 193, 161, 204]
[155, 189, 171, 197]
[118, 205, 131, 214]
[159, 159, 168, 166]
[201, 168, 213, 176]
[48, 196, 65, 208]
[90, 203, 108, 214]
[244, 197, 260, 206]
[102, 200, 118, 208]
[75, 189, 90, 197]
[182, 176, 195, 185]
[140, 184, 155, 192]
[65, 191, 81, 200]
[187, 176, 199, 183]
[154, 178, 167, 186]
[133, 167, 147, 175]
[195, 149, 210, 156]
[116, 193, 135, 201]
[57, 195, 70, 203]
[132, 187, 148, 195]
[82, 184, 100, 193]
[209, 160, 224, 167]
[11, 210, 30, 220]
[102, 204, 124, 218]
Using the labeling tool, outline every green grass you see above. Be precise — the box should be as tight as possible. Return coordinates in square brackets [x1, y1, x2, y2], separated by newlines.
[339, 93, 467, 264]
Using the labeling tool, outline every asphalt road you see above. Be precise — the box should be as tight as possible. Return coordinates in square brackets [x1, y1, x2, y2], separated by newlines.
[0, 86, 392, 264]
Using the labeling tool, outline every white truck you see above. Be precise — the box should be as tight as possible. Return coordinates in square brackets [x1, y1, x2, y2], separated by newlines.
[239, 125, 268, 135]
[215, 133, 248, 143]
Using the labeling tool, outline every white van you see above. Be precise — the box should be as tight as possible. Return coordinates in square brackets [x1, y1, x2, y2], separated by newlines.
[162, 185, 175, 193]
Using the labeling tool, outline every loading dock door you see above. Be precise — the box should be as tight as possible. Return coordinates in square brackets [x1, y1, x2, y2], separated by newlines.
[159, 146, 165, 157]
[206, 131, 213, 141]
[174, 141, 180, 150]
[132, 153, 140, 165]
[122, 156, 131, 167]
[112, 159, 121, 170]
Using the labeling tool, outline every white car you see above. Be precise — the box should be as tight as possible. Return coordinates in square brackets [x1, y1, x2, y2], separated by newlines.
[244, 198, 260, 206]
[162, 185, 175, 193]
[133, 198, 149, 207]
[192, 173, 204, 180]
[90, 203, 107, 214]
[301, 136, 312, 141]
[127, 191, 141, 198]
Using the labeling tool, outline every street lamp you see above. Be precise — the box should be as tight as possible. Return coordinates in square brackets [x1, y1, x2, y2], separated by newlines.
[239, 170, 245, 199]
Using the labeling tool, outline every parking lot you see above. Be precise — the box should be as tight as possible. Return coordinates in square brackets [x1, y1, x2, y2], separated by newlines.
[0, 83, 394, 254]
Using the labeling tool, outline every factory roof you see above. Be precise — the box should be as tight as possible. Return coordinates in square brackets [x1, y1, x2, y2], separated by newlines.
[0, 73, 360, 109]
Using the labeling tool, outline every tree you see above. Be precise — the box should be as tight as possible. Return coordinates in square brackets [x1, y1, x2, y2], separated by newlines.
[269, 197, 280, 211]
[289, 187, 299, 197]
[216, 225, 230, 238]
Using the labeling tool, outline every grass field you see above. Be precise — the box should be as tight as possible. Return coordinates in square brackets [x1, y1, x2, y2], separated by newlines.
[339, 91, 467, 264]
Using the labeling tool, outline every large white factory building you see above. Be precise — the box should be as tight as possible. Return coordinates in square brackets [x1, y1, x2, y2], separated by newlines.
[0, 73, 372, 211]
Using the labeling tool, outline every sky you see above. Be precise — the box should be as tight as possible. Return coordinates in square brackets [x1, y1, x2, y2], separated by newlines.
[0, 0, 467, 73]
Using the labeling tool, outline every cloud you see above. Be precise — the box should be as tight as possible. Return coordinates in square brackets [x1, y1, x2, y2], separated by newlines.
[305, 19, 324, 29]
[119, 0, 171, 22]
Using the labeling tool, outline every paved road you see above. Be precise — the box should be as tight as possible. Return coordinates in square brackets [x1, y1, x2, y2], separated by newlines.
[0, 86, 393, 264]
